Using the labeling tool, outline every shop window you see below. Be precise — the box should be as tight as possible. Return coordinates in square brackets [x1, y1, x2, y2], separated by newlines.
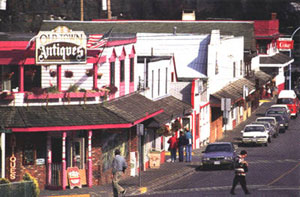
[110, 61, 115, 86]
[130, 58, 134, 82]
[0, 65, 19, 92]
[23, 144, 35, 165]
[24, 65, 41, 92]
[120, 60, 125, 82]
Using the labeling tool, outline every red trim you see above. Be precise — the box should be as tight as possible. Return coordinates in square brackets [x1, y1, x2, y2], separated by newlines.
[191, 80, 195, 109]
[106, 38, 136, 47]
[200, 102, 210, 109]
[93, 63, 98, 89]
[172, 56, 178, 82]
[19, 64, 24, 92]
[11, 123, 133, 132]
[57, 65, 61, 92]
[133, 109, 164, 125]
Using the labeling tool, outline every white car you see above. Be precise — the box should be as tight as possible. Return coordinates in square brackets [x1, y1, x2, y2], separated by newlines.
[241, 124, 269, 146]
[255, 116, 279, 137]
[270, 104, 291, 119]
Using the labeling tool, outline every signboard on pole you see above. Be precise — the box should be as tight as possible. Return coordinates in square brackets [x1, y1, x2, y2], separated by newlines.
[276, 38, 294, 51]
[221, 98, 231, 111]
[243, 85, 249, 100]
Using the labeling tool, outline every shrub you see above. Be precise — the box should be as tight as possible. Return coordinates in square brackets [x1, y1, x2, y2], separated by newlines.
[0, 178, 10, 184]
[23, 173, 40, 197]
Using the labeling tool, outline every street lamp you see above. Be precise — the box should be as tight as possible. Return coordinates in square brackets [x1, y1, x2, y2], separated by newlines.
[289, 26, 300, 90]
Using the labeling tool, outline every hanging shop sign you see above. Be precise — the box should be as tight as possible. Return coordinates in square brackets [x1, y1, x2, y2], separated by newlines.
[36, 26, 87, 65]
[276, 38, 294, 51]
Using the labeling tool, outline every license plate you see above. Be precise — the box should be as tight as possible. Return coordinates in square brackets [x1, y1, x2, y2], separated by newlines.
[214, 161, 221, 165]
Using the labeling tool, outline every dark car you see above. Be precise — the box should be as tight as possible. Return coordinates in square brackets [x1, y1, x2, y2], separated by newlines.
[267, 114, 286, 133]
[265, 108, 289, 129]
[201, 142, 237, 170]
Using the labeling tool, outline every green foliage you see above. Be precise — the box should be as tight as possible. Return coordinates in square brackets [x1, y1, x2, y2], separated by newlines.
[23, 173, 40, 197]
[0, 178, 10, 184]
[67, 84, 79, 92]
[46, 86, 59, 93]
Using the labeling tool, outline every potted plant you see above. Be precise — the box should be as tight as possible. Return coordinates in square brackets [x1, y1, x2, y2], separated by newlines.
[49, 69, 57, 77]
[64, 70, 73, 78]
[97, 73, 103, 79]
[103, 85, 118, 94]
[85, 69, 94, 77]
[3, 72, 14, 81]
[171, 119, 182, 132]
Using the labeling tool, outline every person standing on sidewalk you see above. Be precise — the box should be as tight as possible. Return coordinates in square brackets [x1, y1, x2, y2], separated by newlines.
[112, 149, 127, 197]
[168, 133, 178, 162]
[178, 131, 187, 162]
[230, 150, 250, 195]
[184, 128, 193, 162]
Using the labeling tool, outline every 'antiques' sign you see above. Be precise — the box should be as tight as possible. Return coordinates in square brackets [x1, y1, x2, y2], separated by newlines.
[36, 26, 87, 64]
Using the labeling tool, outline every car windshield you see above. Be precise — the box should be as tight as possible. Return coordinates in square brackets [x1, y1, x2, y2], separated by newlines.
[278, 98, 294, 104]
[273, 116, 283, 121]
[266, 110, 284, 115]
[257, 119, 274, 124]
[244, 126, 265, 132]
[205, 144, 232, 152]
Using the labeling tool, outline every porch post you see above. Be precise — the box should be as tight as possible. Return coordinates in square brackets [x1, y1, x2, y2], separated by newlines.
[19, 64, 24, 92]
[93, 64, 98, 90]
[1, 133, 5, 178]
[47, 134, 52, 185]
[57, 65, 62, 92]
[62, 131, 67, 190]
[87, 130, 93, 187]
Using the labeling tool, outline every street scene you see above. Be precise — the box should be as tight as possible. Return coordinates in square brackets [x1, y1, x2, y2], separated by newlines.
[0, 1, 299, 197]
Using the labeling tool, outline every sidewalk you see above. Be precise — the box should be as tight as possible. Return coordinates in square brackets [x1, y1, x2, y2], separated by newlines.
[40, 99, 275, 197]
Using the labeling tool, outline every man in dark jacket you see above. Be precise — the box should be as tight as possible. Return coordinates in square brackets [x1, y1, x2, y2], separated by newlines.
[230, 150, 250, 195]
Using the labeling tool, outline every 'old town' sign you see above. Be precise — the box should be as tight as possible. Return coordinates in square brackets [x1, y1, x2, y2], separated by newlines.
[36, 26, 87, 64]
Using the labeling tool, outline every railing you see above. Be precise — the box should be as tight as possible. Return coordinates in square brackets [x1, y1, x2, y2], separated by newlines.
[0, 181, 34, 197]
[51, 163, 62, 187]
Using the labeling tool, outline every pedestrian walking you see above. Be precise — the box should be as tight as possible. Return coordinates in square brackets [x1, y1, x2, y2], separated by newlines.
[230, 150, 250, 195]
[178, 131, 187, 162]
[184, 128, 193, 162]
[112, 149, 127, 197]
[168, 133, 178, 162]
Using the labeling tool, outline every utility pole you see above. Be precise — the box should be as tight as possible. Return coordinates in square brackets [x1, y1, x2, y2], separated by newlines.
[80, 0, 84, 21]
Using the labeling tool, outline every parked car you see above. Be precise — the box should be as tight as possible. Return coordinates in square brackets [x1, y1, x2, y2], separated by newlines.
[255, 116, 279, 137]
[270, 104, 291, 119]
[251, 121, 275, 141]
[265, 108, 289, 129]
[241, 124, 269, 146]
[277, 90, 300, 118]
[201, 142, 237, 170]
[266, 114, 286, 133]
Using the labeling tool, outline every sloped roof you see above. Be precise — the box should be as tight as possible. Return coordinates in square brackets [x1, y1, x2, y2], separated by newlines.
[40, 20, 255, 51]
[210, 78, 256, 105]
[260, 53, 293, 65]
[0, 93, 163, 131]
[152, 96, 193, 126]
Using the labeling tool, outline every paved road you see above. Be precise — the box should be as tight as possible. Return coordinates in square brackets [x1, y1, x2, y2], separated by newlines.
[137, 102, 300, 196]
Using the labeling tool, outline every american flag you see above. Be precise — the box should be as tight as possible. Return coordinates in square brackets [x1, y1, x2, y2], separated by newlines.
[87, 29, 112, 49]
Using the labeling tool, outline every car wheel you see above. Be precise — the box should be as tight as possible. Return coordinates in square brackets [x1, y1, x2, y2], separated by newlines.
[264, 143, 268, 147]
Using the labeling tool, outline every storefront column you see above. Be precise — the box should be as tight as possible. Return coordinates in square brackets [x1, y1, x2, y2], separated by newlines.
[62, 131, 67, 190]
[19, 64, 24, 92]
[93, 64, 98, 90]
[87, 130, 93, 187]
[1, 133, 5, 178]
[57, 65, 62, 92]
[46, 134, 52, 185]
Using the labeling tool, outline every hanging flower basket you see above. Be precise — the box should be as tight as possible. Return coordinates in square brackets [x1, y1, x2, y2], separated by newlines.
[156, 125, 171, 136]
[171, 119, 182, 132]
[3, 72, 14, 81]
[85, 69, 94, 77]
[103, 85, 118, 94]
[64, 70, 73, 78]
[97, 73, 103, 79]
[49, 69, 57, 77]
